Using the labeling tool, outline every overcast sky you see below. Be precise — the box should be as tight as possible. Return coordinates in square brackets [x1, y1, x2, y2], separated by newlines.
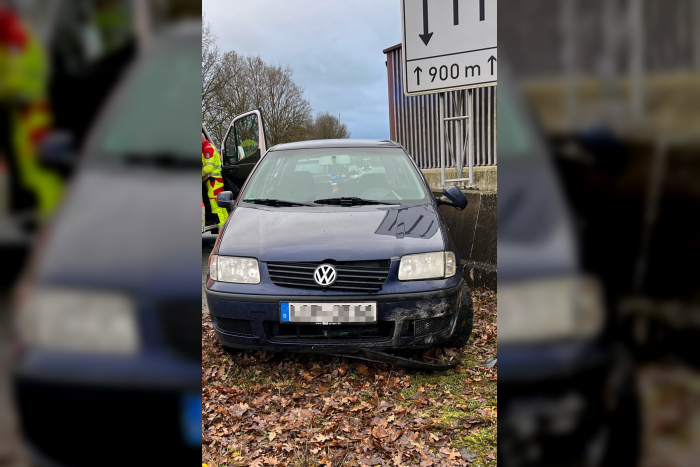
[202, 0, 401, 140]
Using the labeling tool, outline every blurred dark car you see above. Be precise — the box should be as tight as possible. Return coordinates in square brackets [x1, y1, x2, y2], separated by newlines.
[11, 21, 201, 467]
[1, 0, 140, 284]
[498, 63, 641, 466]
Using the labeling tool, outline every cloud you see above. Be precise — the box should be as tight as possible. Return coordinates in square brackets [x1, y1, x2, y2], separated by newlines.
[202, 0, 401, 139]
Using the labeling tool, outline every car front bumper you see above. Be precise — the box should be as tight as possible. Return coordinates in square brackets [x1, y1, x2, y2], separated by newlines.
[13, 350, 201, 467]
[205, 280, 465, 352]
[498, 340, 614, 467]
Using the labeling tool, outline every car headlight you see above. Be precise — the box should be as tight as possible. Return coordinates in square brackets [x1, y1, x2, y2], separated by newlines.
[499, 276, 605, 344]
[209, 255, 260, 284]
[398, 251, 456, 281]
[17, 287, 139, 355]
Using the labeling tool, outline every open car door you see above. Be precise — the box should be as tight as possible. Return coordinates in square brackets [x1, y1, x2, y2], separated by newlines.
[220, 109, 268, 196]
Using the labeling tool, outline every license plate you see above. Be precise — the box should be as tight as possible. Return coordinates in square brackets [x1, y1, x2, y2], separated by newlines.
[181, 394, 201, 447]
[280, 302, 377, 324]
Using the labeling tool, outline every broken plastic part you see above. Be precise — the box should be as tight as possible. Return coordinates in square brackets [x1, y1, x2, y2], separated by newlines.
[326, 348, 459, 371]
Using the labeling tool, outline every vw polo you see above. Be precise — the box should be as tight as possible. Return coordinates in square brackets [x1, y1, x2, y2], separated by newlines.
[205, 139, 473, 354]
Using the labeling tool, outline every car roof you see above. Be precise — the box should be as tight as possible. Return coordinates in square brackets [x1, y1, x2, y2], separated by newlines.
[269, 139, 402, 152]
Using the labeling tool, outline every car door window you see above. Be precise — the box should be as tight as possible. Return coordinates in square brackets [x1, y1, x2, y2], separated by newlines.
[222, 113, 261, 165]
[223, 128, 241, 165]
[232, 114, 261, 160]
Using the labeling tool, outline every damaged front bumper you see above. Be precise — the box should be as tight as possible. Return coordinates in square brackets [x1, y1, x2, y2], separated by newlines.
[205, 280, 464, 354]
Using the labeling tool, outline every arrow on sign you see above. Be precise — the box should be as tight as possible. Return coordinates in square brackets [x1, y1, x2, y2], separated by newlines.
[419, 0, 433, 46]
[488, 55, 497, 75]
[414, 66, 423, 85]
[453, 0, 459, 25]
[480, 0, 485, 21]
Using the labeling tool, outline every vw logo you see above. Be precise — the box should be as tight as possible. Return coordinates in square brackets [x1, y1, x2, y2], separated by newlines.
[314, 264, 337, 287]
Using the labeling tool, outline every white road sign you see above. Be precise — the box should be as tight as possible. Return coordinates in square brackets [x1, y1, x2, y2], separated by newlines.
[401, 0, 497, 95]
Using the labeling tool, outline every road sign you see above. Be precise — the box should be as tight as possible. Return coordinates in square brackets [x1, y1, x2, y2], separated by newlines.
[401, 0, 497, 96]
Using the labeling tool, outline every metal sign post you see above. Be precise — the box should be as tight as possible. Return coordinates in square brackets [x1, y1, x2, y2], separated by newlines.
[400, 0, 496, 189]
[439, 90, 474, 188]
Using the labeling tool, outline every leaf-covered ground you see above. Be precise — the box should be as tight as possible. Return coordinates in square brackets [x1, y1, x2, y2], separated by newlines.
[202, 289, 496, 467]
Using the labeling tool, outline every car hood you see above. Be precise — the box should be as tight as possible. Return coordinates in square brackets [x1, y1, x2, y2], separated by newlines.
[217, 203, 446, 262]
[498, 160, 579, 281]
[34, 167, 201, 297]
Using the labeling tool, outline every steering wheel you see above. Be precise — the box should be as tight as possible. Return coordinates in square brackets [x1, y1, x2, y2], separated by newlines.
[359, 188, 393, 200]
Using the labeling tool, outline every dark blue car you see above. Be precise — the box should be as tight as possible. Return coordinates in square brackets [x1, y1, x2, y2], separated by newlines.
[497, 63, 640, 466]
[11, 23, 202, 466]
[205, 139, 473, 354]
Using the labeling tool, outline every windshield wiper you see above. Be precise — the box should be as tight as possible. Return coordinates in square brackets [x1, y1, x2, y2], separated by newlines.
[314, 197, 398, 206]
[244, 198, 315, 207]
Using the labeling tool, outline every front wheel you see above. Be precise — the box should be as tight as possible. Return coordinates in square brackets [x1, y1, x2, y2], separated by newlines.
[443, 285, 474, 348]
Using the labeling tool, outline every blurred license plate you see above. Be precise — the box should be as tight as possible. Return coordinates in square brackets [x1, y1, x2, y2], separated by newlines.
[280, 302, 376, 324]
[181, 394, 201, 447]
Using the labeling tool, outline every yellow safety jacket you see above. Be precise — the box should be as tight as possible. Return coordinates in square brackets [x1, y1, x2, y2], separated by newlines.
[0, 14, 46, 102]
[202, 140, 223, 181]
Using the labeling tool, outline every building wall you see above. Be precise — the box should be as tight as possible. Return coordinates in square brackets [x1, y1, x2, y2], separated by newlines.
[384, 45, 497, 171]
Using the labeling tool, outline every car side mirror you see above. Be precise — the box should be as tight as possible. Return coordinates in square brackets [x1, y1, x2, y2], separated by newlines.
[216, 191, 234, 210]
[437, 186, 468, 211]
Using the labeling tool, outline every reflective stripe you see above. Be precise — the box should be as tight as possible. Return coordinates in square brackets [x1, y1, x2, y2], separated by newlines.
[202, 144, 223, 179]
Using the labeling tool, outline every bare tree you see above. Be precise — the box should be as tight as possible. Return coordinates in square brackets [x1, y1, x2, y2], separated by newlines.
[202, 19, 314, 147]
[202, 15, 226, 144]
[202, 16, 219, 113]
[257, 62, 313, 145]
[309, 112, 351, 140]
[207, 51, 251, 145]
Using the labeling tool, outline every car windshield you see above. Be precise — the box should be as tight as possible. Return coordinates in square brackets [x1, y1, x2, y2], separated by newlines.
[90, 36, 201, 161]
[241, 148, 429, 205]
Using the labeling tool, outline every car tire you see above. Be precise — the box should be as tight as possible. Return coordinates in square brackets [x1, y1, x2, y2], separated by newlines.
[443, 285, 474, 348]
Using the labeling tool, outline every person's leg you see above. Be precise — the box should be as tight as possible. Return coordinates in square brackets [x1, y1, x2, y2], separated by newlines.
[12, 103, 63, 220]
[207, 177, 228, 226]
[1, 105, 36, 214]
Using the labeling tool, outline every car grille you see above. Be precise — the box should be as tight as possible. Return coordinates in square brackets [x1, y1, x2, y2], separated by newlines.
[415, 315, 453, 337]
[211, 316, 254, 336]
[157, 301, 201, 361]
[266, 260, 391, 292]
[265, 322, 393, 342]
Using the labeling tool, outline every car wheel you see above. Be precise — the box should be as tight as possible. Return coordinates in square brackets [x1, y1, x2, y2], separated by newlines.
[443, 285, 474, 348]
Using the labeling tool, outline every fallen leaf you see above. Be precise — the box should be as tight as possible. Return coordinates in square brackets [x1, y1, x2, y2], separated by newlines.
[372, 425, 388, 439]
[460, 449, 478, 463]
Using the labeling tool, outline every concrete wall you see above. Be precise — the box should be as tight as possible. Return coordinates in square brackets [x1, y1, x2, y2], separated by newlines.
[432, 189, 497, 291]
